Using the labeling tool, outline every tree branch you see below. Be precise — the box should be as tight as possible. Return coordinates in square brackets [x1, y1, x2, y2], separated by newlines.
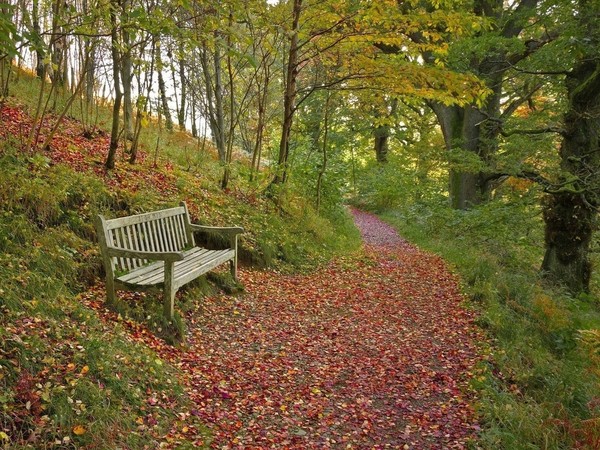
[500, 126, 565, 137]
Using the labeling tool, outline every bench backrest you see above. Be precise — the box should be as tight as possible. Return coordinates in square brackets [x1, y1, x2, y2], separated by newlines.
[97, 205, 194, 274]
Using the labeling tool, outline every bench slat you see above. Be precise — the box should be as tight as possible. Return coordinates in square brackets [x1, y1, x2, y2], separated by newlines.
[174, 250, 234, 287]
[116, 247, 212, 283]
[127, 225, 139, 269]
[117, 248, 232, 286]
[104, 206, 186, 230]
[113, 228, 128, 271]
[172, 216, 183, 249]
[177, 214, 188, 248]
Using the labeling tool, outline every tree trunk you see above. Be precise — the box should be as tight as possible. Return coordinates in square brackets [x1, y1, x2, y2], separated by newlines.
[50, 0, 66, 87]
[178, 52, 186, 129]
[221, 12, 236, 190]
[316, 92, 331, 211]
[374, 125, 390, 164]
[156, 40, 173, 132]
[199, 45, 226, 161]
[31, 0, 45, 78]
[121, 0, 134, 141]
[105, 0, 122, 170]
[423, 0, 536, 209]
[432, 103, 496, 209]
[541, 58, 600, 293]
[271, 0, 302, 187]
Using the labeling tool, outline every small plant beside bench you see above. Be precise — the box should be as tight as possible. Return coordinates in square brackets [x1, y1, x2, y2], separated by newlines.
[95, 202, 243, 319]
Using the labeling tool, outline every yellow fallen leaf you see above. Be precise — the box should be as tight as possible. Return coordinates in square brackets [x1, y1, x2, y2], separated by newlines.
[80, 366, 89, 375]
[72, 425, 86, 435]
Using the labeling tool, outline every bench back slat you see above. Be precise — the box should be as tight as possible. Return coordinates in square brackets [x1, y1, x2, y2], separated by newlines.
[101, 206, 191, 274]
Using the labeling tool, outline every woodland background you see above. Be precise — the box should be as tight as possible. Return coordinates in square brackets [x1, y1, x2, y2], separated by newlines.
[1, 0, 600, 448]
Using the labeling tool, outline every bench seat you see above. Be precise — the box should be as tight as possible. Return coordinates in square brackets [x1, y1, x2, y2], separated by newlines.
[117, 247, 234, 287]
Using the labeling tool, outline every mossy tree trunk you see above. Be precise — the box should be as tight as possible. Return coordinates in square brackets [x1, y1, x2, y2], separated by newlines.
[541, 59, 600, 293]
[432, 103, 499, 209]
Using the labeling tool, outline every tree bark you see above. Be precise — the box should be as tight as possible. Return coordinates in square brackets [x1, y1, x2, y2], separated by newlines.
[50, 0, 66, 87]
[271, 0, 302, 187]
[431, 102, 497, 209]
[120, 0, 134, 141]
[374, 125, 390, 164]
[31, 0, 45, 78]
[178, 51, 186, 130]
[541, 58, 600, 293]
[199, 45, 226, 161]
[105, 0, 122, 170]
[424, 0, 537, 209]
[156, 39, 173, 132]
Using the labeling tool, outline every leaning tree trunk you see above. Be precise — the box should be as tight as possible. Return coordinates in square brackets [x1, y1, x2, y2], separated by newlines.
[541, 59, 600, 293]
[121, 0, 134, 142]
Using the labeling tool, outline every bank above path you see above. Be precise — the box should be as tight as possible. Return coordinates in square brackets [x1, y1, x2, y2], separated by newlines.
[88, 209, 483, 449]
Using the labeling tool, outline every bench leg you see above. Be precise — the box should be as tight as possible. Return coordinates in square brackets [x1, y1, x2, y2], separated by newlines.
[230, 258, 238, 281]
[106, 276, 117, 306]
[230, 235, 239, 281]
[163, 262, 176, 320]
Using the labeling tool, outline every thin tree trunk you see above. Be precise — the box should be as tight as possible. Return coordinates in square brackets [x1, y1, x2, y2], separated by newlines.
[178, 52, 187, 130]
[130, 37, 155, 164]
[316, 92, 331, 212]
[222, 11, 235, 190]
[271, 0, 302, 187]
[199, 45, 226, 161]
[50, 0, 66, 87]
[121, 0, 134, 141]
[156, 39, 173, 132]
[105, 0, 123, 170]
[31, 0, 45, 78]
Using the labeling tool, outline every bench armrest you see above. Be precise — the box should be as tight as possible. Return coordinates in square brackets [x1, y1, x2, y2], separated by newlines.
[189, 224, 244, 236]
[106, 246, 185, 262]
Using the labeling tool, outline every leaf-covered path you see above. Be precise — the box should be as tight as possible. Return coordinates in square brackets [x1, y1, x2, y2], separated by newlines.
[89, 209, 482, 448]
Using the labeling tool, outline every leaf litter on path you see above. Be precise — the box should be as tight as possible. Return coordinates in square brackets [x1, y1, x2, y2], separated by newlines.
[87, 209, 482, 449]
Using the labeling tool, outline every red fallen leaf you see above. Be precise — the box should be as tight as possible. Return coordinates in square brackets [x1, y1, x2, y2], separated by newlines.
[72, 179, 483, 447]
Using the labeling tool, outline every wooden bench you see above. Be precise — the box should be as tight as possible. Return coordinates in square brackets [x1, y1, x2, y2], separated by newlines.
[95, 202, 243, 319]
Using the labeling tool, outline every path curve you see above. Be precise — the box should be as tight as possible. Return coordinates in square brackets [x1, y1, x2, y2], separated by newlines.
[87, 210, 483, 448]
[160, 209, 482, 449]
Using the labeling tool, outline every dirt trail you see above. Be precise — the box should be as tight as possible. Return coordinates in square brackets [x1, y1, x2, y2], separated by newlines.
[156, 208, 482, 449]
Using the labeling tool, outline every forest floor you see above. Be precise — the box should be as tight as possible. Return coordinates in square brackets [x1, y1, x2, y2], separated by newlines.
[83, 209, 483, 449]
